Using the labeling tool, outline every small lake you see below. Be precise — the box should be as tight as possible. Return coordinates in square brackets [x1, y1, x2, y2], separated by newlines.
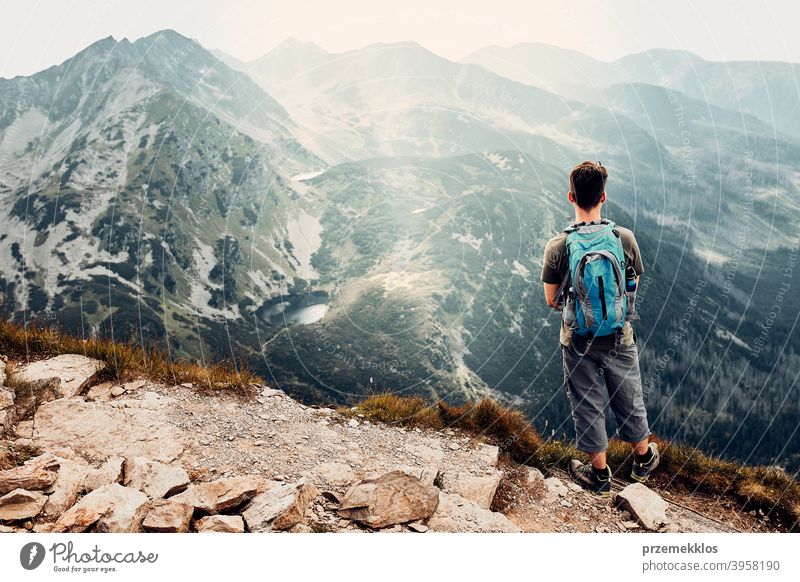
[256, 291, 329, 326]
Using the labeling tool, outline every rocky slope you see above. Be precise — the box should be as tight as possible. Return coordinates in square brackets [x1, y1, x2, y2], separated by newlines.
[0, 354, 779, 533]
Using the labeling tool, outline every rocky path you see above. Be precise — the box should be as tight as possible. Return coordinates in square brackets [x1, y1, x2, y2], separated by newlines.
[0, 355, 777, 533]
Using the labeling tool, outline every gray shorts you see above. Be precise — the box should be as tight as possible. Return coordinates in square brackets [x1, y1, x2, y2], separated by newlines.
[562, 341, 650, 453]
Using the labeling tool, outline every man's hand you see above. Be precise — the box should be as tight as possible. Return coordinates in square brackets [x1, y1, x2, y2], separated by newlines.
[543, 282, 561, 310]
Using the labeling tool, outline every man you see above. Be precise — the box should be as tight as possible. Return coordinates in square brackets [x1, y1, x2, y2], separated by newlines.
[541, 161, 659, 496]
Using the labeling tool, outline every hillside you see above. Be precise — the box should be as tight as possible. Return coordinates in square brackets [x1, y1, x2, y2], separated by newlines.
[0, 322, 797, 533]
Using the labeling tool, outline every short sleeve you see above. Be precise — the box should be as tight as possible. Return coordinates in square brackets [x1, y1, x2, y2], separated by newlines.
[626, 233, 644, 276]
[541, 236, 566, 284]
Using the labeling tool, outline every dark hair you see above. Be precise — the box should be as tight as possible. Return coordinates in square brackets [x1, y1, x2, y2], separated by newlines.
[569, 161, 608, 210]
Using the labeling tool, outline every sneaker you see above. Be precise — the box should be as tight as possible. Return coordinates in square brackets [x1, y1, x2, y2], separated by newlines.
[568, 460, 612, 497]
[630, 442, 660, 483]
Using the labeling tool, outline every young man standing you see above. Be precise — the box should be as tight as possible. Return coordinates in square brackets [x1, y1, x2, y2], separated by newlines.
[541, 161, 659, 496]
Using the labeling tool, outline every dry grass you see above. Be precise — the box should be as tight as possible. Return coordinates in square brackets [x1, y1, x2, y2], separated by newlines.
[348, 393, 800, 531]
[0, 318, 260, 397]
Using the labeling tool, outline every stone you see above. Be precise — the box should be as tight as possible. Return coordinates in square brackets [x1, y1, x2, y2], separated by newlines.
[53, 484, 149, 533]
[169, 476, 262, 514]
[42, 457, 89, 516]
[544, 477, 569, 498]
[0, 387, 14, 409]
[338, 470, 439, 529]
[194, 515, 245, 533]
[10, 354, 105, 399]
[142, 499, 194, 533]
[85, 382, 115, 401]
[427, 492, 521, 533]
[474, 443, 500, 467]
[123, 457, 190, 498]
[313, 462, 355, 487]
[0, 453, 60, 495]
[83, 456, 124, 492]
[347, 419, 359, 429]
[397, 465, 439, 486]
[33, 398, 185, 462]
[0, 358, 6, 386]
[614, 483, 669, 531]
[0, 489, 48, 521]
[110, 386, 127, 397]
[526, 467, 545, 485]
[14, 420, 34, 439]
[407, 521, 429, 533]
[442, 471, 502, 509]
[242, 480, 319, 532]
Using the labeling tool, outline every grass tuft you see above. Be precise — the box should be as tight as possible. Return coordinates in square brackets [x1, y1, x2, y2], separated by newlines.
[0, 318, 260, 397]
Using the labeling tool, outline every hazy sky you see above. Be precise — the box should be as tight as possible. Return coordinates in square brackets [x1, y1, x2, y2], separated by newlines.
[1, 0, 799, 78]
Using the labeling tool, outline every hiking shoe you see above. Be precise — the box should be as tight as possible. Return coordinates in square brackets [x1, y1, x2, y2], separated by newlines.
[568, 460, 612, 497]
[630, 442, 660, 483]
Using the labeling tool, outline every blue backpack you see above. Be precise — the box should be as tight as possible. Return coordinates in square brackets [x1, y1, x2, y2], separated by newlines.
[560, 220, 629, 338]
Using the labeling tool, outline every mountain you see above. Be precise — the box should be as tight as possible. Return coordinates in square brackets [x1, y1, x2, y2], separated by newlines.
[2, 31, 800, 473]
[464, 43, 800, 140]
[0, 30, 322, 357]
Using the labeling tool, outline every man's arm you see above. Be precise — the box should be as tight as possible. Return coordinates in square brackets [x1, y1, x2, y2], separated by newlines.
[543, 282, 561, 309]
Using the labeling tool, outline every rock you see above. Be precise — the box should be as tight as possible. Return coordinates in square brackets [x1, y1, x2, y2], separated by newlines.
[53, 484, 149, 533]
[526, 467, 545, 485]
[474, 443, 500, 467]
[10, 354, 105, 399]
[566, 482, 583, 493]
[614, 483, 669, 531]
[7, 378, 60, 420]
[427, 492, 521, 533]
[312, 462, 355, 487]
[123, 457, 190, 498]
[544, 477, 569, 498]
[0, 387, 14, 409]
[83, 456, 124, 492]
[14, 420, 34, 439]
[85, 382, 115, 401]
[142, 499, 194, 533]
[0, 488, 48, 520]
[110, 386, 127, 398]
[347, 419, 359, 429]
[0, 358, 6, 386]
[242, 479, 319, 532]
[407, 521, 429, 533]
[169, 476, 262, 514]
[397, 465, 439, 486]
[42, 457, 89, 516]
[194, 515, 245, 533]
[0, 453, 60, 495]
[338, 470, 439, 529]
[0, 409, 9, 432]
[33, 398, 185, 462]
[0, 524, 24, 533]
[441, 471, 503, 509]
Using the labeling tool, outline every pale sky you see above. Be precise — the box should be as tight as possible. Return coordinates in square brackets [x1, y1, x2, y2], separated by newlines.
[1, 0, 799, 78]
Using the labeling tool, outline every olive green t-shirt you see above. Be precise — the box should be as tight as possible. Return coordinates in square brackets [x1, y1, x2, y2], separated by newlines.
[541, 221, 644, 347]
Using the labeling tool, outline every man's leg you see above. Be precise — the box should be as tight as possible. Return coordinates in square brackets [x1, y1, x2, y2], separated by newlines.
[562, 344, 613, 495]
[600, 343, 660, 481]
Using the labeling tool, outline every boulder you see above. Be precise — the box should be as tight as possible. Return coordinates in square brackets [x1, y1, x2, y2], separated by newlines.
[169, 476, 262, 514]
[0, 488, 48, 521]
[0, 387, 13, 409]
[0, 358, 6, 386]
[123, 457, 190, 498]
[42, 457, 89, 516]
[33, 398, 184, 462]
[194, 515, 245, 533]
[7, 378, 60, 421]
[337, 470, 439, 529]
[10, 354, 104, 399]
[83, 456, 124, 492]
[427, 492, 521, 533]
[243, 479, 319, 532]
[442, 471, 503, 509]
[53, 484, 149, 533]
[0, 453, 60, 495]
[614, 483, 669, 531]
[142, 499, 194, 533]
[312, 462, 355, 487]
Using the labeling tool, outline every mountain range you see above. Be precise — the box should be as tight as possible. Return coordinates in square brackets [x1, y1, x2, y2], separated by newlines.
[1, 31, 798, 473]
